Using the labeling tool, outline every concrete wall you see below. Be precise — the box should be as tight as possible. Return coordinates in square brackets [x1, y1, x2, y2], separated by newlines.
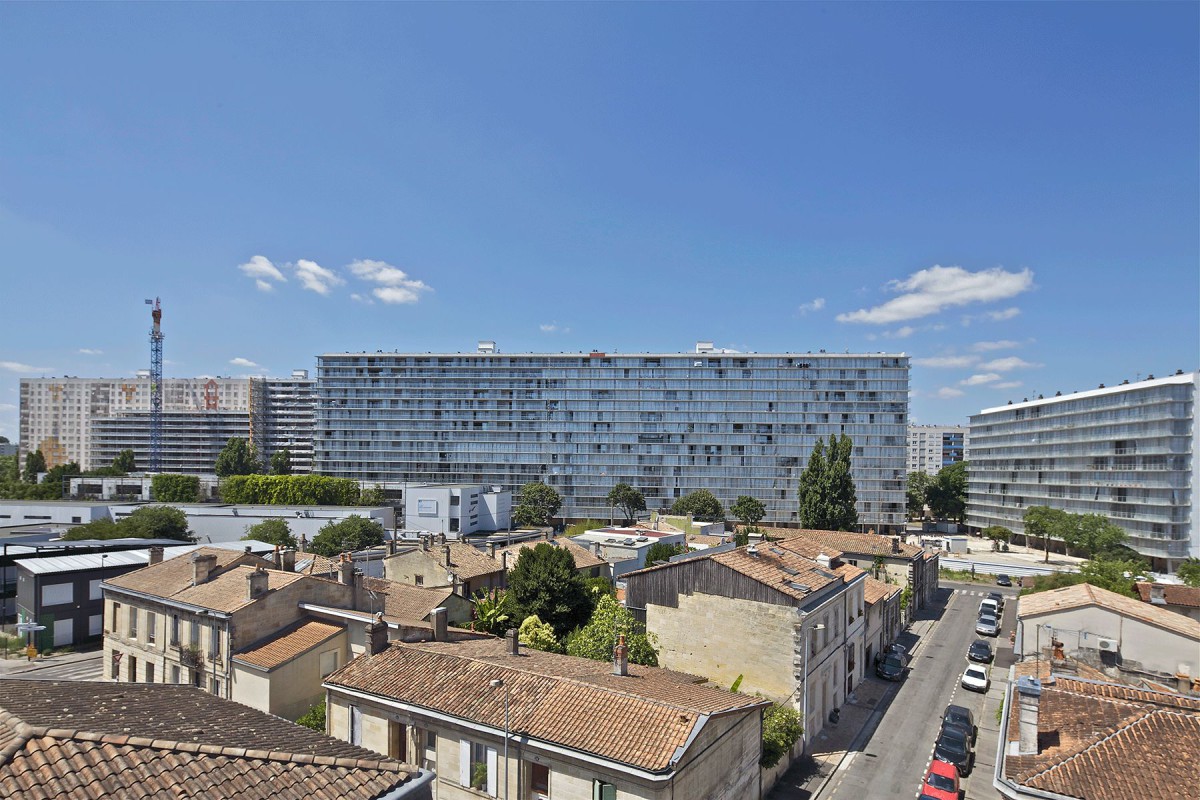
[230, 576, 351, 649]
[1019, 606, 1200, 678]
[0, 501, 111, 528]
[670, 710, 762, 800]
[232, 629, 347, 721]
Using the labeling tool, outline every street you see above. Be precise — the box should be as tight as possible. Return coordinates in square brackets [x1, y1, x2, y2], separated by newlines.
[0, 651, 104, 682]
[816, 581, 1018, 800]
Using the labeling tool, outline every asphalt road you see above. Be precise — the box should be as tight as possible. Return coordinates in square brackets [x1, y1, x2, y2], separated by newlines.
[818, 581, 1019, 800]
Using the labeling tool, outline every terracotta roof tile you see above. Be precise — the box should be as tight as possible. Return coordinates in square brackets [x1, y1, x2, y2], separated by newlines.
[863, 576, 902, 605]
[362, 577, 457, 621]
[708, 541, 856, 601]
[1134, 581, 1200, 609]
[1018, 583, 1200, 640]
[779, 529, 923, 559]
[494, 538, 607, 571]
[106, 547, 268, 599]
[326, 637, 767, 772]
[233, 619, 344, 670]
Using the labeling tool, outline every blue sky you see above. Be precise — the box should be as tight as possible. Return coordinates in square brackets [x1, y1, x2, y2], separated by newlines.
[1, 2, 1196, 442]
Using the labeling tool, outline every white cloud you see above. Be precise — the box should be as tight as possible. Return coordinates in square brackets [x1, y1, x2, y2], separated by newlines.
[884, 326, 915, 339]
[348, 259, 432, 305]
[987, 307, 1021, 321]
[293, 259, 344, 295]
[913, 355, 979, 368]
[936, 387, 965, 398]
[995, 381, 1022, 389]
[78, 348, 104, 355]
[350, 293, 374, 305]
[0, 403, 16, 412]
[797, 297, 826, 315]
[0, 360, 49, 373]
[961, 373, 1002, 386]
[980, 356, 1040, 372]
[238, 255, 287, 291]
[837, 265, 1034, 324]
[972, 340, 1019, 352]
[540, 322, 572, 334]
[229, 357, 261, 368]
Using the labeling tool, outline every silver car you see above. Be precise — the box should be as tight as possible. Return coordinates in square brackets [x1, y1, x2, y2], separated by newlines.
[975, 614, 1000, 636]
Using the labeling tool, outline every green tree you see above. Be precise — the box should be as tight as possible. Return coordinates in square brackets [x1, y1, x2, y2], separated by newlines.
[242, 518, 297, 549]
[566, 519, 608, 537]
[760, 702, 802, 768]
[42, 461, 81, 495]
[644, 541, 685, 566]
[906, 472, 932, 519]
[1023, 505, 1069, 563]
[1177, 558, 1200, 587]
[308, 515, 386, 556]
[219, 474, 362, 505]
[731, 495, 766, 527]
[799, 435, 858, 530]
[1077, 557, 1146, 598]
[112, 449, 137, 473]
[517, 614, 563, 653]
[565, 594, 659, 667]
[670, 489, 724, 522]
[60, 518, 124, 540]
[471, 589, 512, 636]
[358, 484, 388, 506]
[269, 447, 293, 476]
[983, 525, 1013, 551]
[121, 506, 193, 541]
[296, 701, 327, 732]
[507, 542, 593, 638]
[926, 461, 967, 522]
[214, 437, 260, 477]
[151, 474, 202, 503]
[606, 483, 646, 525]
[23, 450, 46, 483]
[1062, 514, 1128, 560]
[513, 482, 562, 527]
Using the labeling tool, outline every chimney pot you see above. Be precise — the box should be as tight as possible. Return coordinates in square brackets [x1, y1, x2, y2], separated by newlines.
[1150, 584, 1166, 604]
[339, 555, 355, 586]
[506, 627, 520, 656]
[443, 545, 452, 567]
[487, 542, 497, 558]
[281, 548, 296, 572]
[191, 553, 218, 586]
[431, 607, 448, 641]
[613, 634, 629, 676]
[273, 545, 283, 570]
[148, 546, 164, 566]
[420, 536, 428, 552]
[367, 611, 389, 655]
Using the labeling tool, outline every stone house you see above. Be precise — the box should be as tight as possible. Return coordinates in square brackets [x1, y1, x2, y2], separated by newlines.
[323, 633, 769, 800]
[491, 536, 610, 581]
[1134, 581, 1200, 623]
[623, 538, 868, 748]
[862, 576, 902, 667]
[383, 537, 506, 598]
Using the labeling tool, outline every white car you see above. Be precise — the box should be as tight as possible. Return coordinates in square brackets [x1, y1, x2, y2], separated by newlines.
[961, 665, 990, 693]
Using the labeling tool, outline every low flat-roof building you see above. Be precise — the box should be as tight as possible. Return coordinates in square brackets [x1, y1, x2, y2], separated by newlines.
[570, 527, 687, 578]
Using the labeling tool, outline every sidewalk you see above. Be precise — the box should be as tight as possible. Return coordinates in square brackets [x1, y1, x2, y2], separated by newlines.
[0, 646, 101, 677]
[767, 615, 941, 799]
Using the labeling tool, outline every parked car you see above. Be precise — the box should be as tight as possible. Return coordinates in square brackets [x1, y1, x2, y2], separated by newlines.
[968, 639, 994, 663]
[876, 652, 906, 681]
[961, 665, 990, 693]
[986, 591, 1006, 608]
[920, 758, 960, 800]
[978, 598, 1000, 617]
[883, 642, 908, 659]
[934, 726, 973, 776]
[996, 574, 1013, 587]
[943, 704, 977, 743]
[976, 614, 1000, 636]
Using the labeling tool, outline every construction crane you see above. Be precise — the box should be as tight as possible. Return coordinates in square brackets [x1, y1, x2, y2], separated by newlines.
[145, 297, 163, 473]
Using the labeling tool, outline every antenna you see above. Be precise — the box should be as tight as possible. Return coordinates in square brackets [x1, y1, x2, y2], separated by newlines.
[146, 298, 164, 472]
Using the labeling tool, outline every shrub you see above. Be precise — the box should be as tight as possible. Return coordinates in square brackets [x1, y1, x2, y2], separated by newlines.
[760, 702, 802, 768]
[152, 474, 201, 503]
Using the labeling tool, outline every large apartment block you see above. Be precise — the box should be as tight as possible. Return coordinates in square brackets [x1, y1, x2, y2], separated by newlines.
[316, 342, 910, 530]
[967, 371, 1198, 572]
[19, 372, 314, 473]
[907, 424, 968, 476]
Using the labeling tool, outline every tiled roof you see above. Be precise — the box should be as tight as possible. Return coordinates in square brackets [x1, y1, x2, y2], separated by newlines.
[297, 552, 342, 578]
[781, 529, 923, 559]
[326, 638, 767, 773]
[1003, 676, 1200, 800]
[709, 540, 861, 602]
[408, 542, 505, 580]
[106, 546, 268, 600]
[0, 680, 417, 800]
[494, 538, 607, 571]
[1135, 581, 1200, 609]
[363, 577, 457, 621]
[685, 533, 730, 547]
[1018, 583, 1200, 640]
[863, 576, 901, 606]
[233, 619, 344, 671]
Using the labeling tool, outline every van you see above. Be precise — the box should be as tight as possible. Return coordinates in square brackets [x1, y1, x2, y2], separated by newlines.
[978, 598, 1000, 617]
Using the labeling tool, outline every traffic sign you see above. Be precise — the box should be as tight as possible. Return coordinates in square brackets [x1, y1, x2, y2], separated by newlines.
[16, 623, 46, 633]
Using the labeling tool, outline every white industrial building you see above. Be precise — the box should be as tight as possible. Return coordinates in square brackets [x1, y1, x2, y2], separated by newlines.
[402, 484, 511, 537]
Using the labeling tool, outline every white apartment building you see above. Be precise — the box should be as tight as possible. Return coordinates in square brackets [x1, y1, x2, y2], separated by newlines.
[967, 371, 1198, 572]
[906, 424, 968, 476]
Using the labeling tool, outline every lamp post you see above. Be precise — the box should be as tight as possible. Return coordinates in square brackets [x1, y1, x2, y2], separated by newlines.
[490, 678, 510, 800]
[801, 623, 826, 750]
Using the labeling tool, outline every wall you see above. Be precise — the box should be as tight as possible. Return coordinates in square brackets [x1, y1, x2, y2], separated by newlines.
[108, 503, 394, 545]
[670, 710, 762, 800]
[230, 576, 351, 649]
[16, 564, 142, 649]
[0, 501, 111, 529]
[232, 629, 347, 721]
[383, 548, 452, 588]
[1019, 606, 1200, 678]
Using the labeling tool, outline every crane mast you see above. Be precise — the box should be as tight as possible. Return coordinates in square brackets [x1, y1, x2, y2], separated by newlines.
[146, 298, 163, 473]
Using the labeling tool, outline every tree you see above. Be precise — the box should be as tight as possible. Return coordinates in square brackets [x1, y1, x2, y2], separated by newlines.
[566, 519, 608, 537]
[926, 462, 967, 522]
[42, 462, 81, 494]
[798, 435, 858, 530]
[566, 595, 659, 666]
[670, 489, 724, 522]
[112, 449, 137, 473]
[906, 472, 932, 519]
[507, 542, 593, 638]
[151, 474, 201, 503]
[471, 589, 512, 636]
[23, 450, 46, 483]
[1077, 557, 1146, 598]
[214, 437, 260, 477]
[1177, 558, 1200, 588]
[1023, 505, 1069, 563]
[269, 447, 293, 476]
[121, 506, 193, 541]
[296, 701, 327, 732]
[61, 518, 124, 540]
[517, 614, 563, 653]
[358, 484, 388, 506]
[982, 525, 1013, 551]
[1062, 514, 1128, 560]
[644, 541, 685, 566]
[760, 702, 802, 768]
[731, 495, 766, 527]
[513, 482, 562, 527]
[243, 518, 297, 549]
[219, 475, 362, 505]
[309, 515, 386, 556]
[606, 483, 646, 525]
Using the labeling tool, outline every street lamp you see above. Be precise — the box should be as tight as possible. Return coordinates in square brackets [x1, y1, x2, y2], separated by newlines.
[801, 623, 826, 750]
[489, 678, 510, 800]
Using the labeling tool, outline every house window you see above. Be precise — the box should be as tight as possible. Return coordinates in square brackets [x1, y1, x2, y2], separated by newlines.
[388, 720, 407, 761]
[41, 582, 73, 607]
[171, 665, 181, 684]
[89, 579, 102, 601]
[128, 607, 138, 640]
[460, 739, 497, 796]
[530, 762, 550, 800]
[147, 613, 156, 645]
[189, 619, 200, 648]
[209, 624, 220, 659]
[146, 662, 155, 683]
[171, 615, 180, 645]
[211, 678, 222, 696]
[423, 730, 437, 771]
[414, 574, 424, 587]
[111, 602, 121, 635]
[592, 780, 616, 800]
[127, 655, 137, 682]
[349, 705, 363, 746]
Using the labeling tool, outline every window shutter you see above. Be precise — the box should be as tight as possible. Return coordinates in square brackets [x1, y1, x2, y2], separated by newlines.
[486, 747, 498, 796]
[459, 739, 470, 786]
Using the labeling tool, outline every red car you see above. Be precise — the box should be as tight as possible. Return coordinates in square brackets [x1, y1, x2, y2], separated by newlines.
[921, 758, 960, 800]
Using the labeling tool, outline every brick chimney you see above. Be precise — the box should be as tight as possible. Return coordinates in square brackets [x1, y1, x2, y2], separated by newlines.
[339, 553, 355, 585]
[273, 546, 283, 570]
[438, 532, 447, 545]
[419, 536, 429, 552]
[487, 542, 497, 558]
[280, 548, 296, 572]
[191, 553, 218, 586]
[443, 545, 452, 568]
[367, 611, 389, 655]
[148, 546, 164, 566]
[388, 536, 397, 556]
[1016, 676, 1042, 755]
[247, 565, 269, 600]
[891, 537, 901, 554]
[613, 634, 629, 676]
[299, 534, 308, 553]
[592, 541, 602, 557]
[431, 607, 447, 641]
[1150, 585, 1166, 604]
[505, 627, 520, 656]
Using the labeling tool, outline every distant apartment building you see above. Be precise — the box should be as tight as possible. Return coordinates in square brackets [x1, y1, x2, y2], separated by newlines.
[967, 372, 1198, 572]
[19, 372, 314, 472]
[906, 424, 968, 476]
[315, 342, 910, 530]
